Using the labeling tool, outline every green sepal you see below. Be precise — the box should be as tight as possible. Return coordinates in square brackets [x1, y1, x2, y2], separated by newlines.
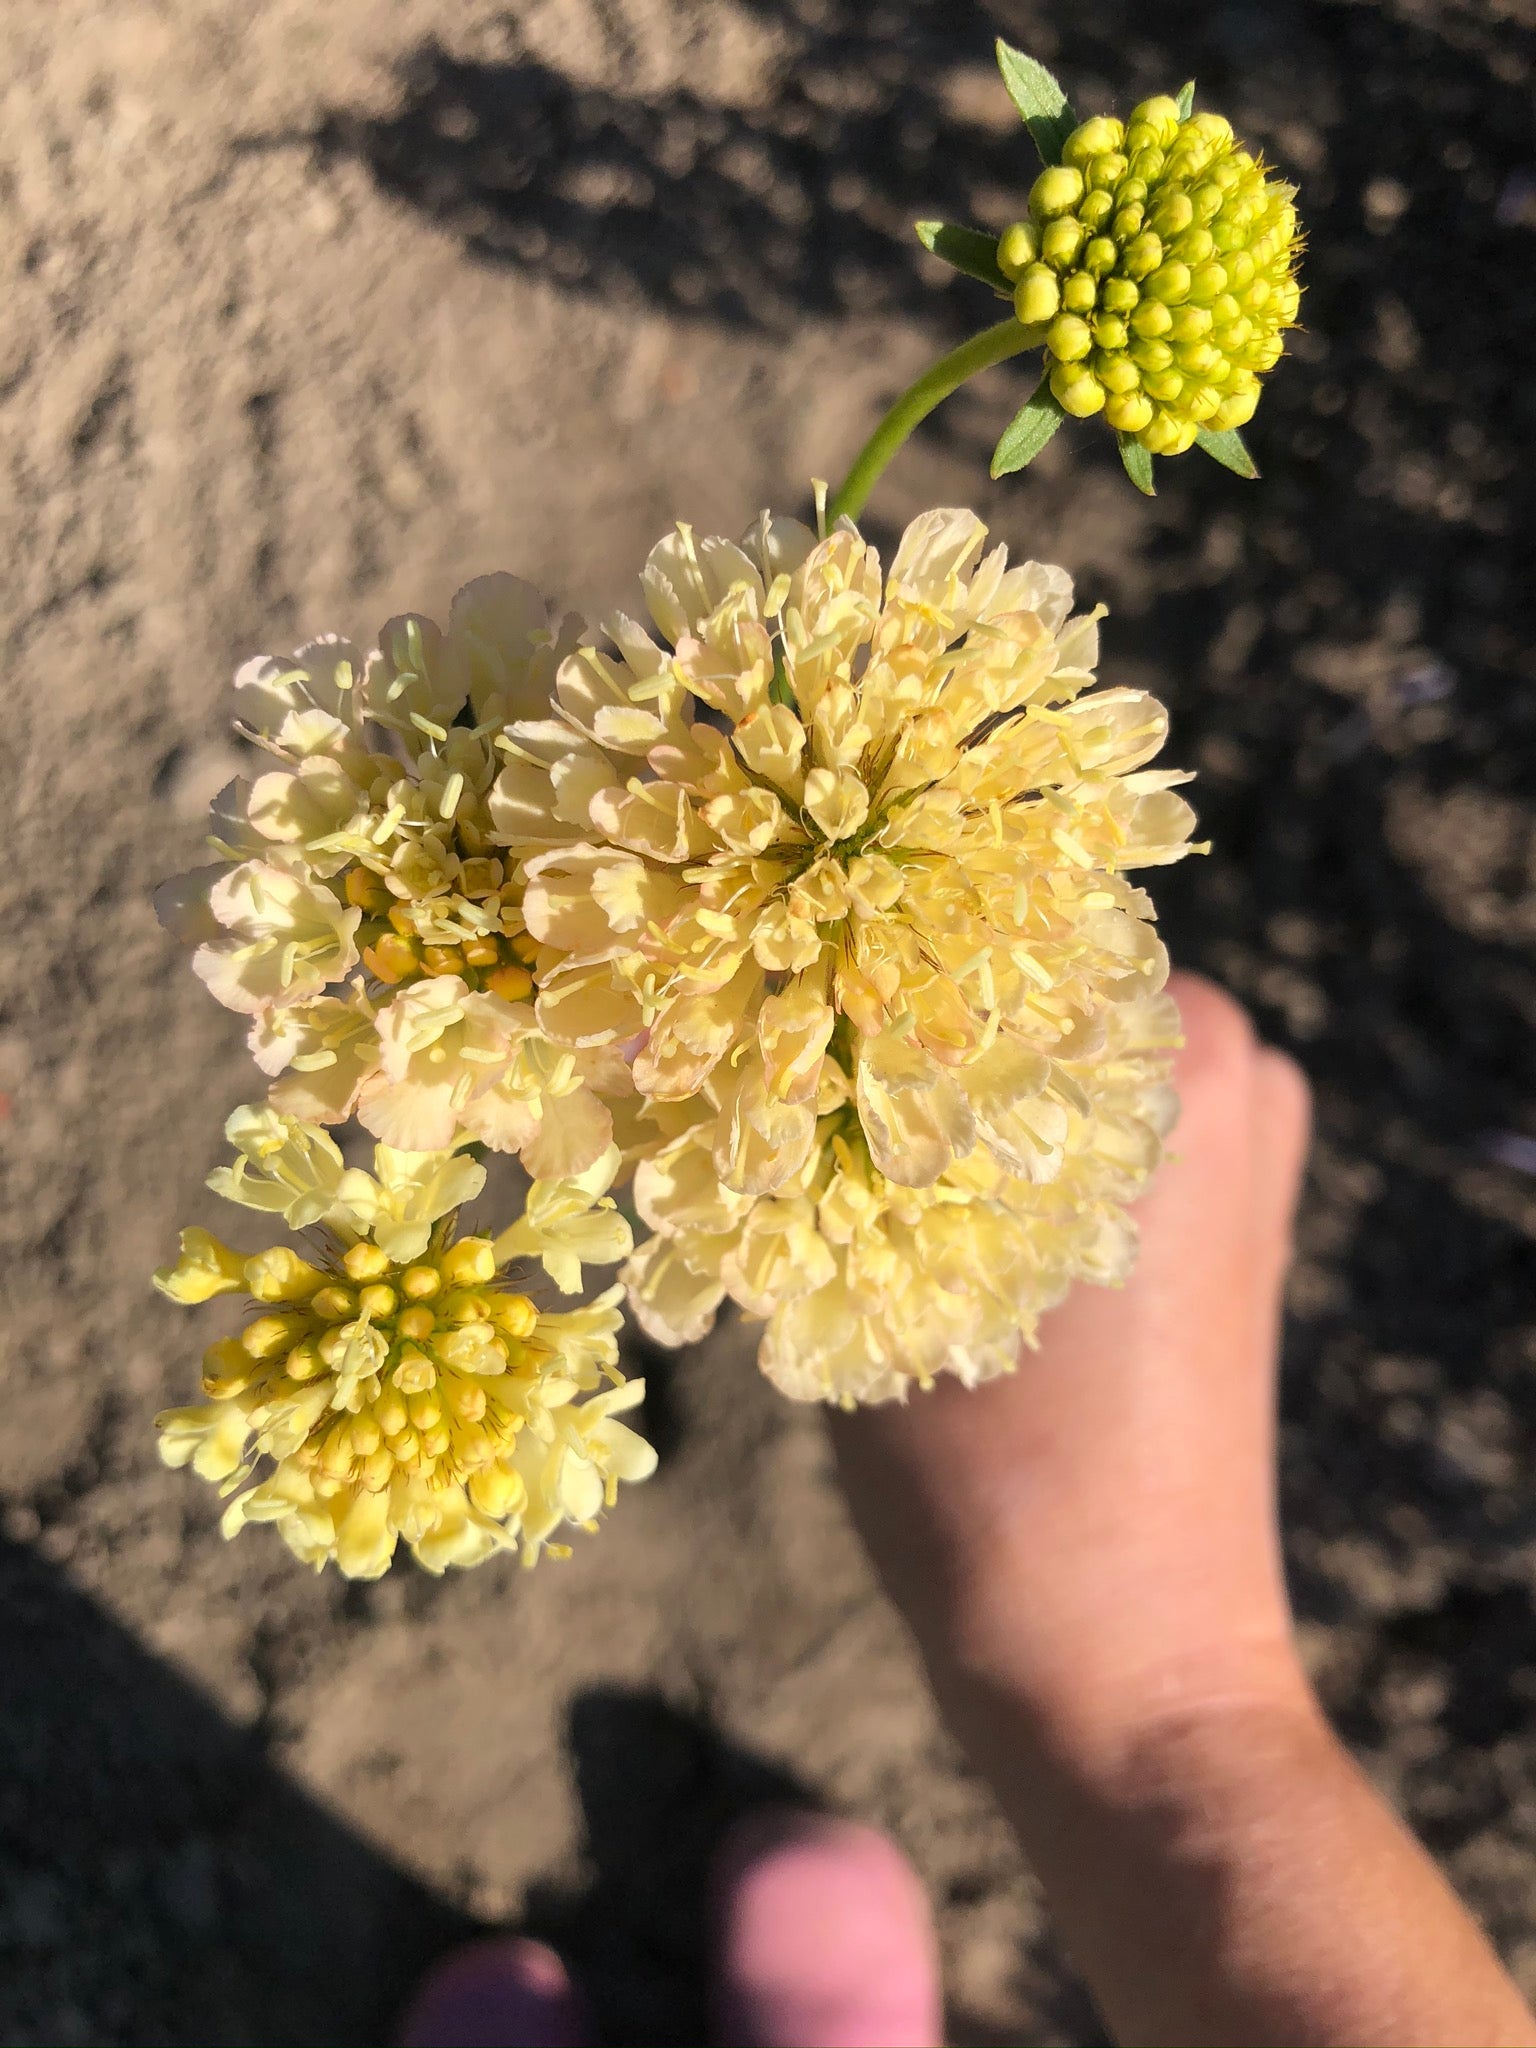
[1117, 433, 1157, 495]
[994, 40, 1077, 166]
[914, 221, 1012, 296]
[1175, 79, 1196, 119]
[991, 377, 1066, 478]
[769, 645, 796, 709]
[1195, 425, 1260, 479]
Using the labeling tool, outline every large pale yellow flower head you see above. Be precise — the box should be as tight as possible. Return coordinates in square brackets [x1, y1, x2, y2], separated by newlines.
[156, 583, 628, 1179]
[154, 1110, 650, 1577]
[520, 506, 1198, 1212]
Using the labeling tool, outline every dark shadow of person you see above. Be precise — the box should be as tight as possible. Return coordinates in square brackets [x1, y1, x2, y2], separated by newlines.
[0, 1533, 471, 2046]
[521, 1686, 819, 2045]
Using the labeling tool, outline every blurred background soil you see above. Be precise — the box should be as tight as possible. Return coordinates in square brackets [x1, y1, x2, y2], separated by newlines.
[2, 0, 1535, 2039]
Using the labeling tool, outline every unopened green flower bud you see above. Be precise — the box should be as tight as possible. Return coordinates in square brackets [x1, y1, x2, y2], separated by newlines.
[1100, 276, 1140, 315]
[1062, 115, 1125, 165]
[1013, 263, 1061, 325]
[1062, 270, 1099, 315]
[1049, 360, 1106, 416]
[1046, 313, 1094, 363]
[1104, 390, 1155, 433]
[1030, 164, 1086, 219]
[1097, 352, 1142, 396]
[1040, 216, 1087, 269]
[996, 220, 1040, 280]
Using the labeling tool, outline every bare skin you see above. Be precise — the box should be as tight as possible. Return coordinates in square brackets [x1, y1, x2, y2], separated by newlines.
[832, 972, 1536, 2048]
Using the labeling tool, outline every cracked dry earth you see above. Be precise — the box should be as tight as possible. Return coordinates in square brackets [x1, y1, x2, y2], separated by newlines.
[3, 0, 1536, 2041]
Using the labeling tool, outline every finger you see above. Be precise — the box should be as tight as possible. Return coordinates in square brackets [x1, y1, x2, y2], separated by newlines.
[398, 1937, 587, 2048]
[712, 1813, 942, 2048]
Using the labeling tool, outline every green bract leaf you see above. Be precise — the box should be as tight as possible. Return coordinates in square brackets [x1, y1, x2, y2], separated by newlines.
[994, 40, 1077, 166]
[1118, 433, 1157, 495]
[914, 221, 1012, 295]
[769, 645, 796, 709]
[1175, 79, 1196, 119]
[991, 378, 1066, 478]
[1195, 425, 1261, 479]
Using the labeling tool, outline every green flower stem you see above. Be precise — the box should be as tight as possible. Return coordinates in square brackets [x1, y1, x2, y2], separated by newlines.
[827, 318, 1046, 526]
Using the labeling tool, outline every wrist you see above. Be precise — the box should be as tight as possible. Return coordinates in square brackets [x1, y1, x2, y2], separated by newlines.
[933, 1570, 1318, 1792]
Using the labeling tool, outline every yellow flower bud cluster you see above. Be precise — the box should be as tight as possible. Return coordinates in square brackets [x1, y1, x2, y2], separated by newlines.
[154, 1128, 652, 1579]
[997, 98, 1301, 451]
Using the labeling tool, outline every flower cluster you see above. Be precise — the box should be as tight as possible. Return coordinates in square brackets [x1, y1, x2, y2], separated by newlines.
[155, 1111, 651, 1578]
[160, 499, 1196, 1472]
[156, 579, 629, 1180]
[998, 98, 1301, 451]
[508, 506, 1197, 1400]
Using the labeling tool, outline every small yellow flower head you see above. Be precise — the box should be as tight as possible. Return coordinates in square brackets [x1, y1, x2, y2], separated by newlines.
[1001, 99, 1301, 452]
[155, 583, 630, 1179]
[154, 1123, 649, 1577]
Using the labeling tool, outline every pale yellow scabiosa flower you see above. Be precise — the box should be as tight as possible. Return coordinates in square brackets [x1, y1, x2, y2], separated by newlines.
[154, 1107, 652, 1577]
[156, 581, 631, 1180]
[508, 502, 1199, 1400]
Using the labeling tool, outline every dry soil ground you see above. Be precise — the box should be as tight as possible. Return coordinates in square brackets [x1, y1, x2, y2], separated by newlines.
[3, 0, 1536, 2041]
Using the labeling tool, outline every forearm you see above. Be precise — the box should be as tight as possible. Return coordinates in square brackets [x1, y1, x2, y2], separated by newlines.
[927, 1640, 1536, 2048]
